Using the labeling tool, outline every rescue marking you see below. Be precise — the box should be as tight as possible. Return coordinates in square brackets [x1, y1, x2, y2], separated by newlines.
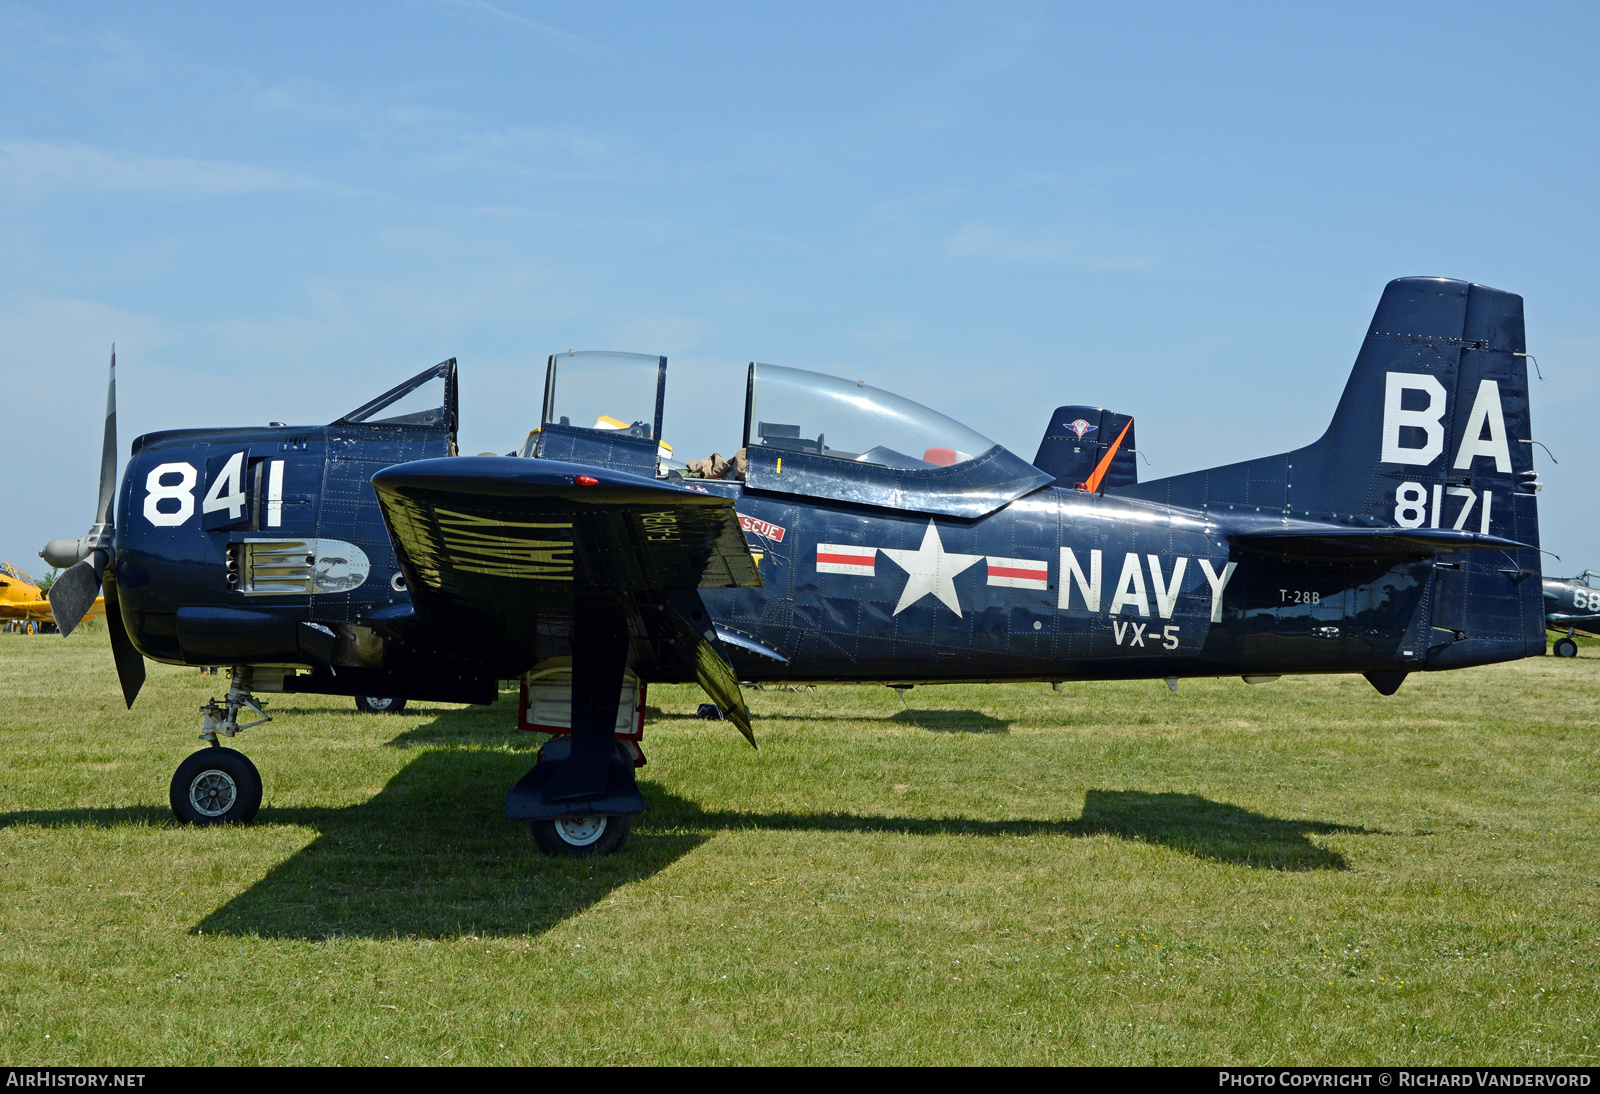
[738, 514, 786, 542]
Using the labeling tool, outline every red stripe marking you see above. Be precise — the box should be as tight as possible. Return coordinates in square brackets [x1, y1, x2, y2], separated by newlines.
[988, 565, 1047, 580]
[818, 552, 875, 566]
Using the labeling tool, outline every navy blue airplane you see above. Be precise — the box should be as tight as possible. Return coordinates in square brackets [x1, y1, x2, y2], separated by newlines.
[42, 277, 1545, 855]
[1542, 571, 1600, 657]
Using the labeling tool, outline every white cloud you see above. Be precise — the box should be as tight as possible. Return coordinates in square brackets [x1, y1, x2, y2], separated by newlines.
[0, 140, 334, 201]
[945, 220, 1157, 270]
[424, 0, 597, 55]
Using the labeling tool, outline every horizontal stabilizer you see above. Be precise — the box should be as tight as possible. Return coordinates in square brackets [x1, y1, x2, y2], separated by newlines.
[1230, 525, 1532, 560]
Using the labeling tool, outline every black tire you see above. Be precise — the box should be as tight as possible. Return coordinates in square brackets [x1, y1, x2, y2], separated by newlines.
[355, 696, 407, 714]
[170, 747, 262, 826]
[1554, 637, 1579, 658]
[531, 813, 633, 856]
[695, 703, 724, 720]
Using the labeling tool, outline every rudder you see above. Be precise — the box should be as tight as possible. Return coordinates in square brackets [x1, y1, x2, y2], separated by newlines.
[1034, 406, 1137, 491]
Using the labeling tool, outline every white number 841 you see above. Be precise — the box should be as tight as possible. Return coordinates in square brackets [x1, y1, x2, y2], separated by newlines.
[142, 455, 283, 528]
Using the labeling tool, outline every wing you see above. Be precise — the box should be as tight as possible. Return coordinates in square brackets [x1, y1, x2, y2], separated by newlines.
[372, 456, 762, 739]
[0, 598, 101, 623]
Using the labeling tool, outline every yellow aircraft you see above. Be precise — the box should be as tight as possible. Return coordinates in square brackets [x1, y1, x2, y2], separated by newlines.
[0, 562, 104, 633]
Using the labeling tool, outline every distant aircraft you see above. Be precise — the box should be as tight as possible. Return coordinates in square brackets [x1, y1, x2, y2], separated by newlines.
[40, 277, 1545, 855]
[1542, 571, 1600, 657]
[0, 561, 103, 632]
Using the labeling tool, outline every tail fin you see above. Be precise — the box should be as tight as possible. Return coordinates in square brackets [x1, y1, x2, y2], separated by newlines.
[1033, 407, 1137, 491]
[1121, 277, 1543, 659]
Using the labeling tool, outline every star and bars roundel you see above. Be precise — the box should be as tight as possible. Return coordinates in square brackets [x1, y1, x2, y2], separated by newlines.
[816, 520, 1047, 617]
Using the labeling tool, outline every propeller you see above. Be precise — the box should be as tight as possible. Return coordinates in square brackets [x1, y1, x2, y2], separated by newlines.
[39, 347, 145, 707]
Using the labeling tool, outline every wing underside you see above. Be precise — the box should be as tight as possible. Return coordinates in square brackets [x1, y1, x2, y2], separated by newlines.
[372, 457, 761, 739]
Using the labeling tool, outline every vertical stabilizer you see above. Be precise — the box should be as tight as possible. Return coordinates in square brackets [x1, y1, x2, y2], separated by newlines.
[1121, 277, 1543, 661]
[1034, 406, 1137, 491]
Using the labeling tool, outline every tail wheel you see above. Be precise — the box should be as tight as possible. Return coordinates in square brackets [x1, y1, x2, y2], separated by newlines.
[531, 814, 633, 856]
[170, 747, 262, 826]
[355, 696, 407, 714]
[1554, 637, 1579, 658]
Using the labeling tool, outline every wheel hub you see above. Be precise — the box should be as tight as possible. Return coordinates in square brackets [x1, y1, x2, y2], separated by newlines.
[553, 815, 608, 847]
[189, 770, 238, 817]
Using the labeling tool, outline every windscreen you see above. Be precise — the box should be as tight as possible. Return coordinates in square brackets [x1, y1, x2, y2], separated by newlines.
[544, 351, 664, 440]
[745, 363, 997, 470]
[337, 361, 454, 429]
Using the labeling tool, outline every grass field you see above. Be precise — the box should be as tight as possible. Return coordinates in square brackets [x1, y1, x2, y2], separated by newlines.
[1, 627, 1598, 1065]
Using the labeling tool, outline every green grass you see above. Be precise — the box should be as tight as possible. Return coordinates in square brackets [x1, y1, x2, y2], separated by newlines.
[1, 629, 1598, 1065]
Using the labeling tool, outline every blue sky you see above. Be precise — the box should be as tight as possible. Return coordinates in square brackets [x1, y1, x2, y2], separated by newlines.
[3, 1, 1597, 574]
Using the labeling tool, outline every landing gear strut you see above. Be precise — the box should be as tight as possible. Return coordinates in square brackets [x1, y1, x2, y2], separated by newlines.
[169, 668, 268, 825]
[507, 608, 646, 856]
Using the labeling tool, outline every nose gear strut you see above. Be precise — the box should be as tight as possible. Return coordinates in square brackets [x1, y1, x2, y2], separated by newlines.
[199, 667, 272, 746]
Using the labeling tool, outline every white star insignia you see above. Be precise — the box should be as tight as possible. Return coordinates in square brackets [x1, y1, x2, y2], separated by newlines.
[879, 520, 983, 616]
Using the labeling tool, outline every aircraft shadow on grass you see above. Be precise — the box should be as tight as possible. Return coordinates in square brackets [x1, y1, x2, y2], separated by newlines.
[645, 705, 1011, 732]
[0, 709, 1373, 940]
[886, 709, 1008, 733]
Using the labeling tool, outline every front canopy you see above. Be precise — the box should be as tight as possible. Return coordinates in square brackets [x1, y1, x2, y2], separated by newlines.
[740, 363, 1052, 519]
[744, 363, 999, 470]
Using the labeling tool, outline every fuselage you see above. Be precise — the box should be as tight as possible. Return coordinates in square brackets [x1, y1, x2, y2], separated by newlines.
[1542, 575, 1600, 638]
[112, 425, 1530, 690]
[696, 480, 1513, 682]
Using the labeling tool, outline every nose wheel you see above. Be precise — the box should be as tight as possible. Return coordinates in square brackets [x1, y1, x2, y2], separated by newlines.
[170, 747, 262, 825]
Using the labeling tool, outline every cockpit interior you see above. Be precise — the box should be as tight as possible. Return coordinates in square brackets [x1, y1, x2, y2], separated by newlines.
[521, 351, 1005, 480]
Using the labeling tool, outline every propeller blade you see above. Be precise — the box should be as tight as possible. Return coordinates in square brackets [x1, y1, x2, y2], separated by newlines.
[96, 346, 118, 529]
[103, 578, 144, 709]
[48, 553, 106, 637]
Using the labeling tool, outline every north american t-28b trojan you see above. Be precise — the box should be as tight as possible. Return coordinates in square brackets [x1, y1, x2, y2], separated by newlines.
[42, 277, 1545, 854]
[1542, 571, 1600, 657]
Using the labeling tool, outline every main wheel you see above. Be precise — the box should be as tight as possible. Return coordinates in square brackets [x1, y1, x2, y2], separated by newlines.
[355, 696, 407, 714]
[170, 747, 262, 826]
[531, 814, 633, 856]
[1554, 637, 1579, 658]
